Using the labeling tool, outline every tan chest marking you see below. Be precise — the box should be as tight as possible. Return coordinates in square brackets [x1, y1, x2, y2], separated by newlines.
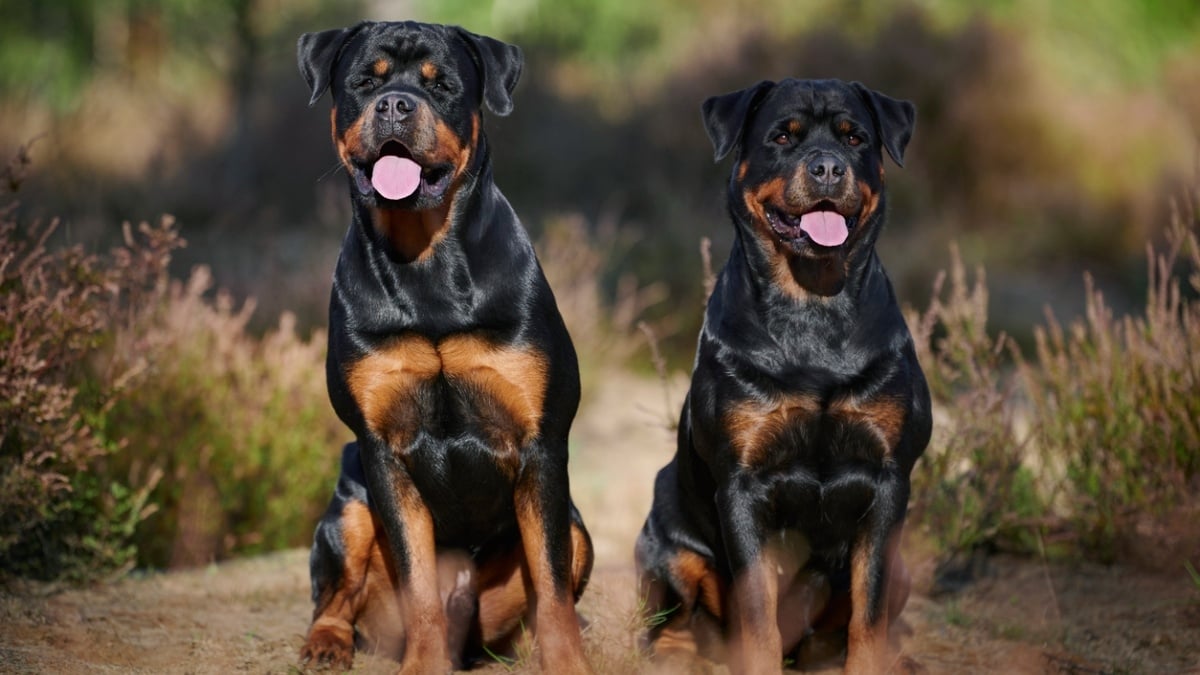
[345, 335, 549, 448]
[725, 394, 821, 467]
[724, 393, 905, 466]
[833, 395, 905, 451]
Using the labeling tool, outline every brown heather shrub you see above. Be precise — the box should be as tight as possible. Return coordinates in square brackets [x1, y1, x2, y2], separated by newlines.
[0, 144, 181, 581]
[102, 267, 344, 568]
[2, 145, 342, 576]
[1019, 190, 1200, 561]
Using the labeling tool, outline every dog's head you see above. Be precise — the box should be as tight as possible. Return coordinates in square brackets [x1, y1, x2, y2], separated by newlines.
[298, 21, 522, 211]
[703, 79, 915, 295]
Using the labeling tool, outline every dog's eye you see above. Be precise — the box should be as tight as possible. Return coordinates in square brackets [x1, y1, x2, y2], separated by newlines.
[353, 77, 378, 92]
[773, 133, 791, 146]
[846, 134, 863, 147]
[430, 80, 449, 92]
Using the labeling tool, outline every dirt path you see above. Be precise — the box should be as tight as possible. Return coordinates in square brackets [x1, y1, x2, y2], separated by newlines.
[2, 373, 1198, 674]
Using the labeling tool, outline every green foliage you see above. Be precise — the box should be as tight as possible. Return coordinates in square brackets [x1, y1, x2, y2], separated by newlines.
[419, 0, 674, 61]
[418, 0, 1200, 92]
[973, 0, 1200, 87]
[0, 0, 96, 110]
[0, 0, 363, 110]
[0, 144, 180, 581]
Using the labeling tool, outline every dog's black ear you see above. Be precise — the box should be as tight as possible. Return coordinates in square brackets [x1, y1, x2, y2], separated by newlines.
[454, 27, 523, 116]
[298, 25, 358, 106]
[851, 82, 916, 168]
[701, 80, 775, 162]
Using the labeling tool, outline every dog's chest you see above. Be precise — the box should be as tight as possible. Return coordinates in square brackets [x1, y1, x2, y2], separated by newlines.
[344, 333, 547, 460]
[722, 391, 905, 468]
[720, 391, 908, 556]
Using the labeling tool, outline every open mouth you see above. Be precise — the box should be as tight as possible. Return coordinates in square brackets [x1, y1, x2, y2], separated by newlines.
[355, 141, 453, 202]
[766, 201, 854, 248]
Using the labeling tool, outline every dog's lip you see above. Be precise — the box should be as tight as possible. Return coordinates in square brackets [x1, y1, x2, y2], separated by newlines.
[765, 201, 855, 246]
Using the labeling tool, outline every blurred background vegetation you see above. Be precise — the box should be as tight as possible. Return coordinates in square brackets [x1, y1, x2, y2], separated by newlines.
[1, 0, 1197, 581]
[4, 0, 1198, 342]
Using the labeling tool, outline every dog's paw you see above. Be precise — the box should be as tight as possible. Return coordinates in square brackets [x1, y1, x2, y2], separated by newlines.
[299, 623, 354, 671]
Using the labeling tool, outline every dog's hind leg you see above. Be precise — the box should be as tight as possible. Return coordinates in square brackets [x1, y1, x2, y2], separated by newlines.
[302, 497, 402, 669]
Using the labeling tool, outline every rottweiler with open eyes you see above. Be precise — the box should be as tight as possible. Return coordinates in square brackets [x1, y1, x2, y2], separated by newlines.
[295, 21, 593, 674]
[635, 79, 931, 674]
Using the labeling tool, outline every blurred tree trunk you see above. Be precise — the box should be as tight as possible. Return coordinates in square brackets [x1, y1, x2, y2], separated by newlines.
[221, 0, 260, 206]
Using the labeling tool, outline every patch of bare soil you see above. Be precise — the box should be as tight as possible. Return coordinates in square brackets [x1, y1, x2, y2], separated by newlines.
[2, 372, 1198, 674]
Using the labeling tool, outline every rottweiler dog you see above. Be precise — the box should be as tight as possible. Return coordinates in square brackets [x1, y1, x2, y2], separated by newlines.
[635, 79, 931, 674]
[295, 21, 593, 674]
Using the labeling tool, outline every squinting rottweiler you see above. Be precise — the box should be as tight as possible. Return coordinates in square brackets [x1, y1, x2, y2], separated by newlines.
[295, 21, 593, 674]
[635, 79, 931, 674]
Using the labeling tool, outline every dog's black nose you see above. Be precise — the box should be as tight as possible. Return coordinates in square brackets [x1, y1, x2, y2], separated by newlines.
[375, 92, 419, 120]
[808, 154, 846, 185]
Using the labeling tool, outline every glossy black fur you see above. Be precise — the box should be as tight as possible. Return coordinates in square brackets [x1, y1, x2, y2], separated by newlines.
[636, 79, 932, 670]
[308, 443, 372, 601]
[297, 21, 591, 671]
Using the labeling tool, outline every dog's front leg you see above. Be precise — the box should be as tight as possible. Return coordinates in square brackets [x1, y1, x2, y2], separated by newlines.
[844, 477, 907, 675]
[514, 449, 593, 675]
[719, 473, 783, 675]
[359, 436, 451, 675]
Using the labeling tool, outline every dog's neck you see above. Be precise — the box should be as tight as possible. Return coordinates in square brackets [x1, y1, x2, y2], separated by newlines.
[367, 203, 453, 263]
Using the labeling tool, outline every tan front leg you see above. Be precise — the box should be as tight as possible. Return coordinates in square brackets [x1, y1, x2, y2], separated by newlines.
[729, 550, 783, 675]
[844, 528, 903, 674]
[514, 490, 592, 674]
[395, 490, 451, 675]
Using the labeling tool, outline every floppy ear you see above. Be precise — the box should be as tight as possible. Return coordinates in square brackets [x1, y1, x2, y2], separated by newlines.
[298, 25, 359, 106]
[701, 80, 775, 162]
[851, 82, 916, 167]
[454, 27, 523, 116]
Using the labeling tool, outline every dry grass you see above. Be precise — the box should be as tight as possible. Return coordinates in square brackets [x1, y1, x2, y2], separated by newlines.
[906, 247, 1042, 560]
[909, 183, 1200, 567]
[1020, 188, 1200, 560]
[536, 213, 667, 393]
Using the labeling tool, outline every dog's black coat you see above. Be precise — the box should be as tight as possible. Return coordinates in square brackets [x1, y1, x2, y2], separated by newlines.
[296, 21, 592, 674]
[636, 79, 931, 673]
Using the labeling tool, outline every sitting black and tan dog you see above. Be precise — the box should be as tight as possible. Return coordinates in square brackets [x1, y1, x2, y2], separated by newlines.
[635, 79, 931, 674]
[295, 21, 593, 674]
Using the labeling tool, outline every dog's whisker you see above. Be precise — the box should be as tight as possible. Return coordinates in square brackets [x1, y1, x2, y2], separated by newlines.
[316, 161, 345, 184]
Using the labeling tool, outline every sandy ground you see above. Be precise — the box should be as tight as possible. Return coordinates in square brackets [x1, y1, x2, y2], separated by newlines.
[2, 372, 1198, 674]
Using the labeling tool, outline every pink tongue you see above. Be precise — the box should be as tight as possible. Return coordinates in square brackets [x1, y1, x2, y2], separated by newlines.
[799, 211, 848, 247]
[371, 156, 422, 200]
